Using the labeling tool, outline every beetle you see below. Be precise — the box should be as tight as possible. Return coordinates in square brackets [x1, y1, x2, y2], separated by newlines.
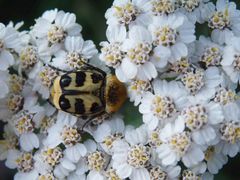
[49, 63, 127, 122]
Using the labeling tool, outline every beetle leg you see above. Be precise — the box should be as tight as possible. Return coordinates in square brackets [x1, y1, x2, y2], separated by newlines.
[81, 111, 111, 131]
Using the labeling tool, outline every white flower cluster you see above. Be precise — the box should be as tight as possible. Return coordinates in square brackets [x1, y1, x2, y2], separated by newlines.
[0, 0, 240, 180]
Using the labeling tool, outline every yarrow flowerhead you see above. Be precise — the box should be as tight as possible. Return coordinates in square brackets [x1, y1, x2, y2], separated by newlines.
[1, 1, 240, 179]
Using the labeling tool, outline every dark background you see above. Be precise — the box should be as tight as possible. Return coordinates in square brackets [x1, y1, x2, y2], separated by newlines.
[0, 0, 239, 179]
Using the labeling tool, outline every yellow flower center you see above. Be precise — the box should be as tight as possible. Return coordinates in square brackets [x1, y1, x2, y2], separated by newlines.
[42, 147, 63, 167]
[20, 46, 38, 70]
[47, 25, 66, 44]
[182, 104, 208, 131]
[16, 153, 34, 173]
[152, 0, 175, 16]
[127, 43, 152, 65]
[169, 132, 191, 156]
[127, 144, 150, 168]
[154, 26, 177, 47]
[114, 3, 139, 25]
[87, 151, 107, 171]
[61, 126, 81, 146]
[201, 47, 222, 67]
[209, 11, 230, 30]
[151, 95, 176, 119]
[39, 66, 58, 88]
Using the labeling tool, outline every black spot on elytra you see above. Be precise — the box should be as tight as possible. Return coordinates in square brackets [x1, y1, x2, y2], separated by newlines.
[60, 75, 71, 88]
[108, 85, 119, 104]
[59, 96, 71, 110]
[90, 102, 100, 113]
[76, 72, 86, 87]
[75, 98, 85, 114]
[91, 73, 103, 84]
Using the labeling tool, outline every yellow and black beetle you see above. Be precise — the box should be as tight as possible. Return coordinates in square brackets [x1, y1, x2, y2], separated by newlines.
[49, 63, 127, 120]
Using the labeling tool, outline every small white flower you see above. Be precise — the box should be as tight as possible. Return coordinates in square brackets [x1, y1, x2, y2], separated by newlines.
[105, 0, 151, 29]
[149, 13, 195, 61]
[100, 25, 126, 74]
[0, 124, 19, 161]
[118, 26, 166, 81]
[44, 111, 87, 163]
[180, 99, 224, 146]
[10, 105, 45, 151]
[52, 36, 98, 70]
[139, 80, 188, 130]
[203, 146, 228, 174]
[177, 0, 215, 24]
[209, 0, 240, 45]
[76, 139, 110, 180]
[181, 67, 222, 100]
[215, 111, 240, 158]
[149, 0, 177, 16]
[148, 165, 181, 180]
[222, 36, 240, 83]
[128, 79, 152, 106]
[28, 62, 58, 99]
[156, 118, 204, 167]
[112, 125, 151, 180]
[194, 36, 223, 67]
[0, 23, 21, 70]
[92, 115, 125, 154]
[32, 9, 82, 62]
[5, 150, 38, 180]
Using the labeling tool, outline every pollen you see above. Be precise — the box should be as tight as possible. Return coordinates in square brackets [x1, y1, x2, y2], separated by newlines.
[1, 133, 18, 150]
[9, 74, 25, 94]
[169, 131, 191, 156]
[220, 121, 240, 144]
[129, 79, 151, 95]
[208, 11, 230, 30]
[7, 94, 24, 113]
[20, 46, 38, 70]
[87, 151, 107, 171]
[14, 111, 34, 135]
[101, 42, 124, 68]
[16, 153, 34, 173]
[42, 147, 63, 167]
[201, 47, 222, 67]
[204, 146, 215, 161]
[47, 25, 66, 44]
[60, 125, 81, 146]
[40, 116, 56, 134]
[151, 95, 176, 119]
[182, 104, 208, 131]
[127, 144, 150, 168]
[105, 168, 121, 180]
[181, 69, 204, 95]
[182, 169, 201, 180]
[127, 43, 152, 65]
[38, 173, 55, 180]
[114, 3, 139, 25]
[214, 88, 236, 105]
[152, 0, 175, 16]
[154, 26, 177, 47]
[233, 54, 240, 71]
[170, 58, 190, 74]
[66, 51, 87, 69]
[178, 0, 200, 12]
[149, 129, 162, 147]
[102, 133, 123, 150]
[39, 66, 58, 88]
[149, 166, 168, 180]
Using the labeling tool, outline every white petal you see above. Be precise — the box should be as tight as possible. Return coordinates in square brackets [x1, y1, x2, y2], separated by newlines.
[121, 58, 137, 79]
[20, 133, 39, 152]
